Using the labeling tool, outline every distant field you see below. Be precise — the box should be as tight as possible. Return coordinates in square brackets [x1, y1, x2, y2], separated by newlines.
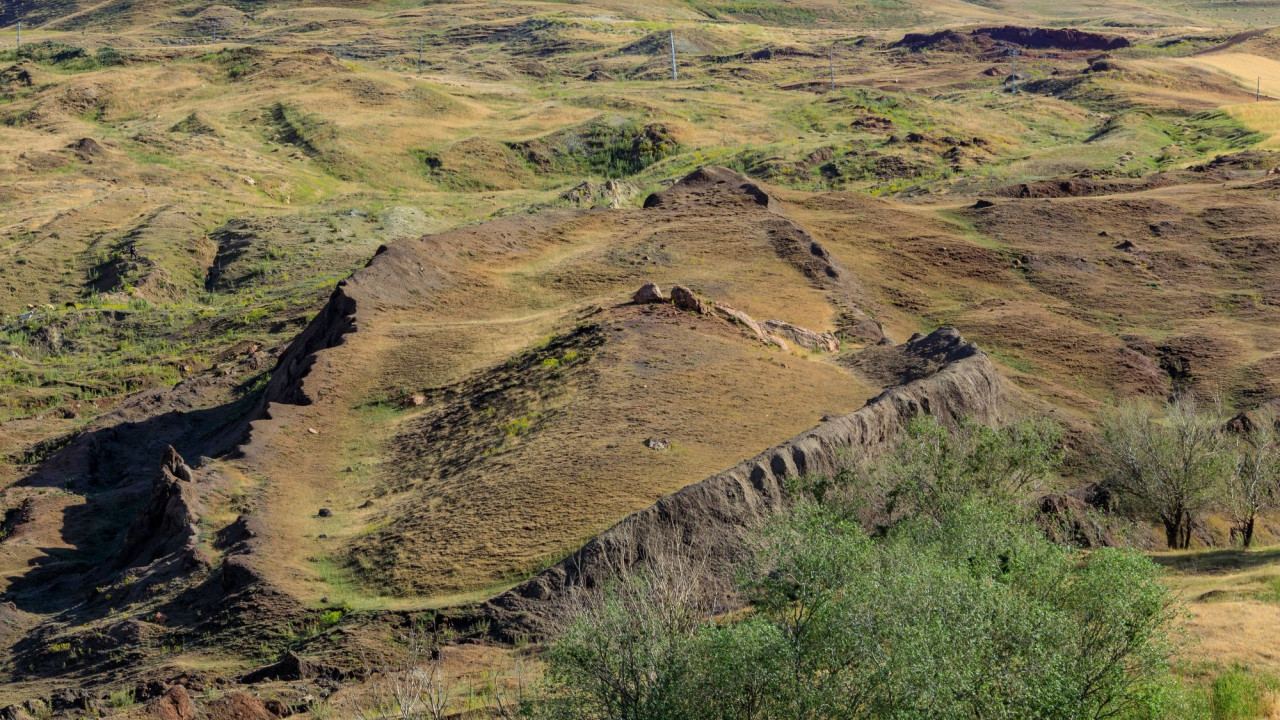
[1184, 51, 1280, 98]
[1179, 51, 1280, 145]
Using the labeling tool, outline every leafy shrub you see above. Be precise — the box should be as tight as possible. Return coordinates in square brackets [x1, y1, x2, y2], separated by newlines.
[107, 688, 136, 709]
[506, 417, 532, 437]
[95, 46, 124, 67]
[539, 498, 1184, 720]
[4, 41, 88, 65]
[537, 417, 1185, 720]
[796, 414, 1062, 524]
[320, 608, 343, 629]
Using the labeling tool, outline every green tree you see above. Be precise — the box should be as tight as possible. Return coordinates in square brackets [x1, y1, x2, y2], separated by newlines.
[1223, 409, 1280, 548]
[835, 414, 1062, 523]
[537, 418, 1183, 720]
[1097, 396, 1232, 549]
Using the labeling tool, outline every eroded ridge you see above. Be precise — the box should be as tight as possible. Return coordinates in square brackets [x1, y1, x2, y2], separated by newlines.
[483, 327, 1004, 638]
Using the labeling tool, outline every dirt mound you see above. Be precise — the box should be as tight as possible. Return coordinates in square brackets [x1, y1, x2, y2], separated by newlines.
[87, 206, 215, 301]
[234, 165, 896, 601]
[215, 47, 348, 83]
[484, 18, 607, 57]
[483, 327, 1005, 638]
[645, 168, 883, 341]
[717, 44, 823, 62]
[416, 137, 533, 191]
[643, 166, 780, 211]
[995, 175, 1181, 199]
[66, 137, 104, 161]
[169, 112, 219, 135]
[1193, 150, 1280, 174]
[894, 25, 1129, 54]
[0, 62, 36, 90]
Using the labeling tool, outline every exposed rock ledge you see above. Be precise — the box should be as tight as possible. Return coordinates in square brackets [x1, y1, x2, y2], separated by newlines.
[483, 327, 1005, 638]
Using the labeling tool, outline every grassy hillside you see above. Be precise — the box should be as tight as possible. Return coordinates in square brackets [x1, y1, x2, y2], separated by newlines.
[6, 0, 1280, 708]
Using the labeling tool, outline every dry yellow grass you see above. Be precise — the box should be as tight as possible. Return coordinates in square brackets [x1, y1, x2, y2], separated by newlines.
[1224, 102, 1280, 148]
[1157, 546, 1280, 671]
[1183, 52, 1280, 98]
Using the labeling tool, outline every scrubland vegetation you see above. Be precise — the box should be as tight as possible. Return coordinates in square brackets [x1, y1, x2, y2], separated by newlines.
[340, 412, 1280, 720]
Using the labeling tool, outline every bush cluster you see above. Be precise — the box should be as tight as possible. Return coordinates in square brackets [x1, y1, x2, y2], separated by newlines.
[534, 415, 1190, 720]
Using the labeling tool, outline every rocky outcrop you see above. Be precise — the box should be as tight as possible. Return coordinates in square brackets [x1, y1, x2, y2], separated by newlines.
[483, 327, 1004, 638]
[632, 282, 665, 304]
[260, 279, 359, 407]
[150, 686, 194, 720]
[634, 282, 840, 353]
[1036, 483, 1131, 548]
[670, 285, 709, 314]
[762, 320, 839, 352]
[114, 446, 205, 574]
[561, 179, 637, 209]
[162, 445, 194, 482]
[715, 304, 786, 349]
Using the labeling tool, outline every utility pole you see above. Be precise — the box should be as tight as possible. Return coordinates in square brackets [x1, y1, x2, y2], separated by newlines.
[418, 36, 424, 74]
[669, 30, 678, 81]
[1007, 46, 1020, 95]
[16, 21, 20, 49]
[1258, 76, 1262, 102]
[829, 42, 836, 92]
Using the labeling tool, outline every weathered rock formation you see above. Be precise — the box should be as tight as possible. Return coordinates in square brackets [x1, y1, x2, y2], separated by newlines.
[632, 282, 665, 304]
[634, 282, 840, 353]
[762, 319, 839, 352]
[669, 284, 709, 314]
[483, 327, 1005, 638]
[113, 446, 204, 574]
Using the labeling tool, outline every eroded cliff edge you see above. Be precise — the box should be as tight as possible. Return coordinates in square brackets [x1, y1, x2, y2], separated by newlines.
[483, 327, 1006, 638]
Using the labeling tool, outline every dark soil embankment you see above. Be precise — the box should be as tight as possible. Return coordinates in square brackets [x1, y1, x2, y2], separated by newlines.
[893, 26, 1129, 54]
